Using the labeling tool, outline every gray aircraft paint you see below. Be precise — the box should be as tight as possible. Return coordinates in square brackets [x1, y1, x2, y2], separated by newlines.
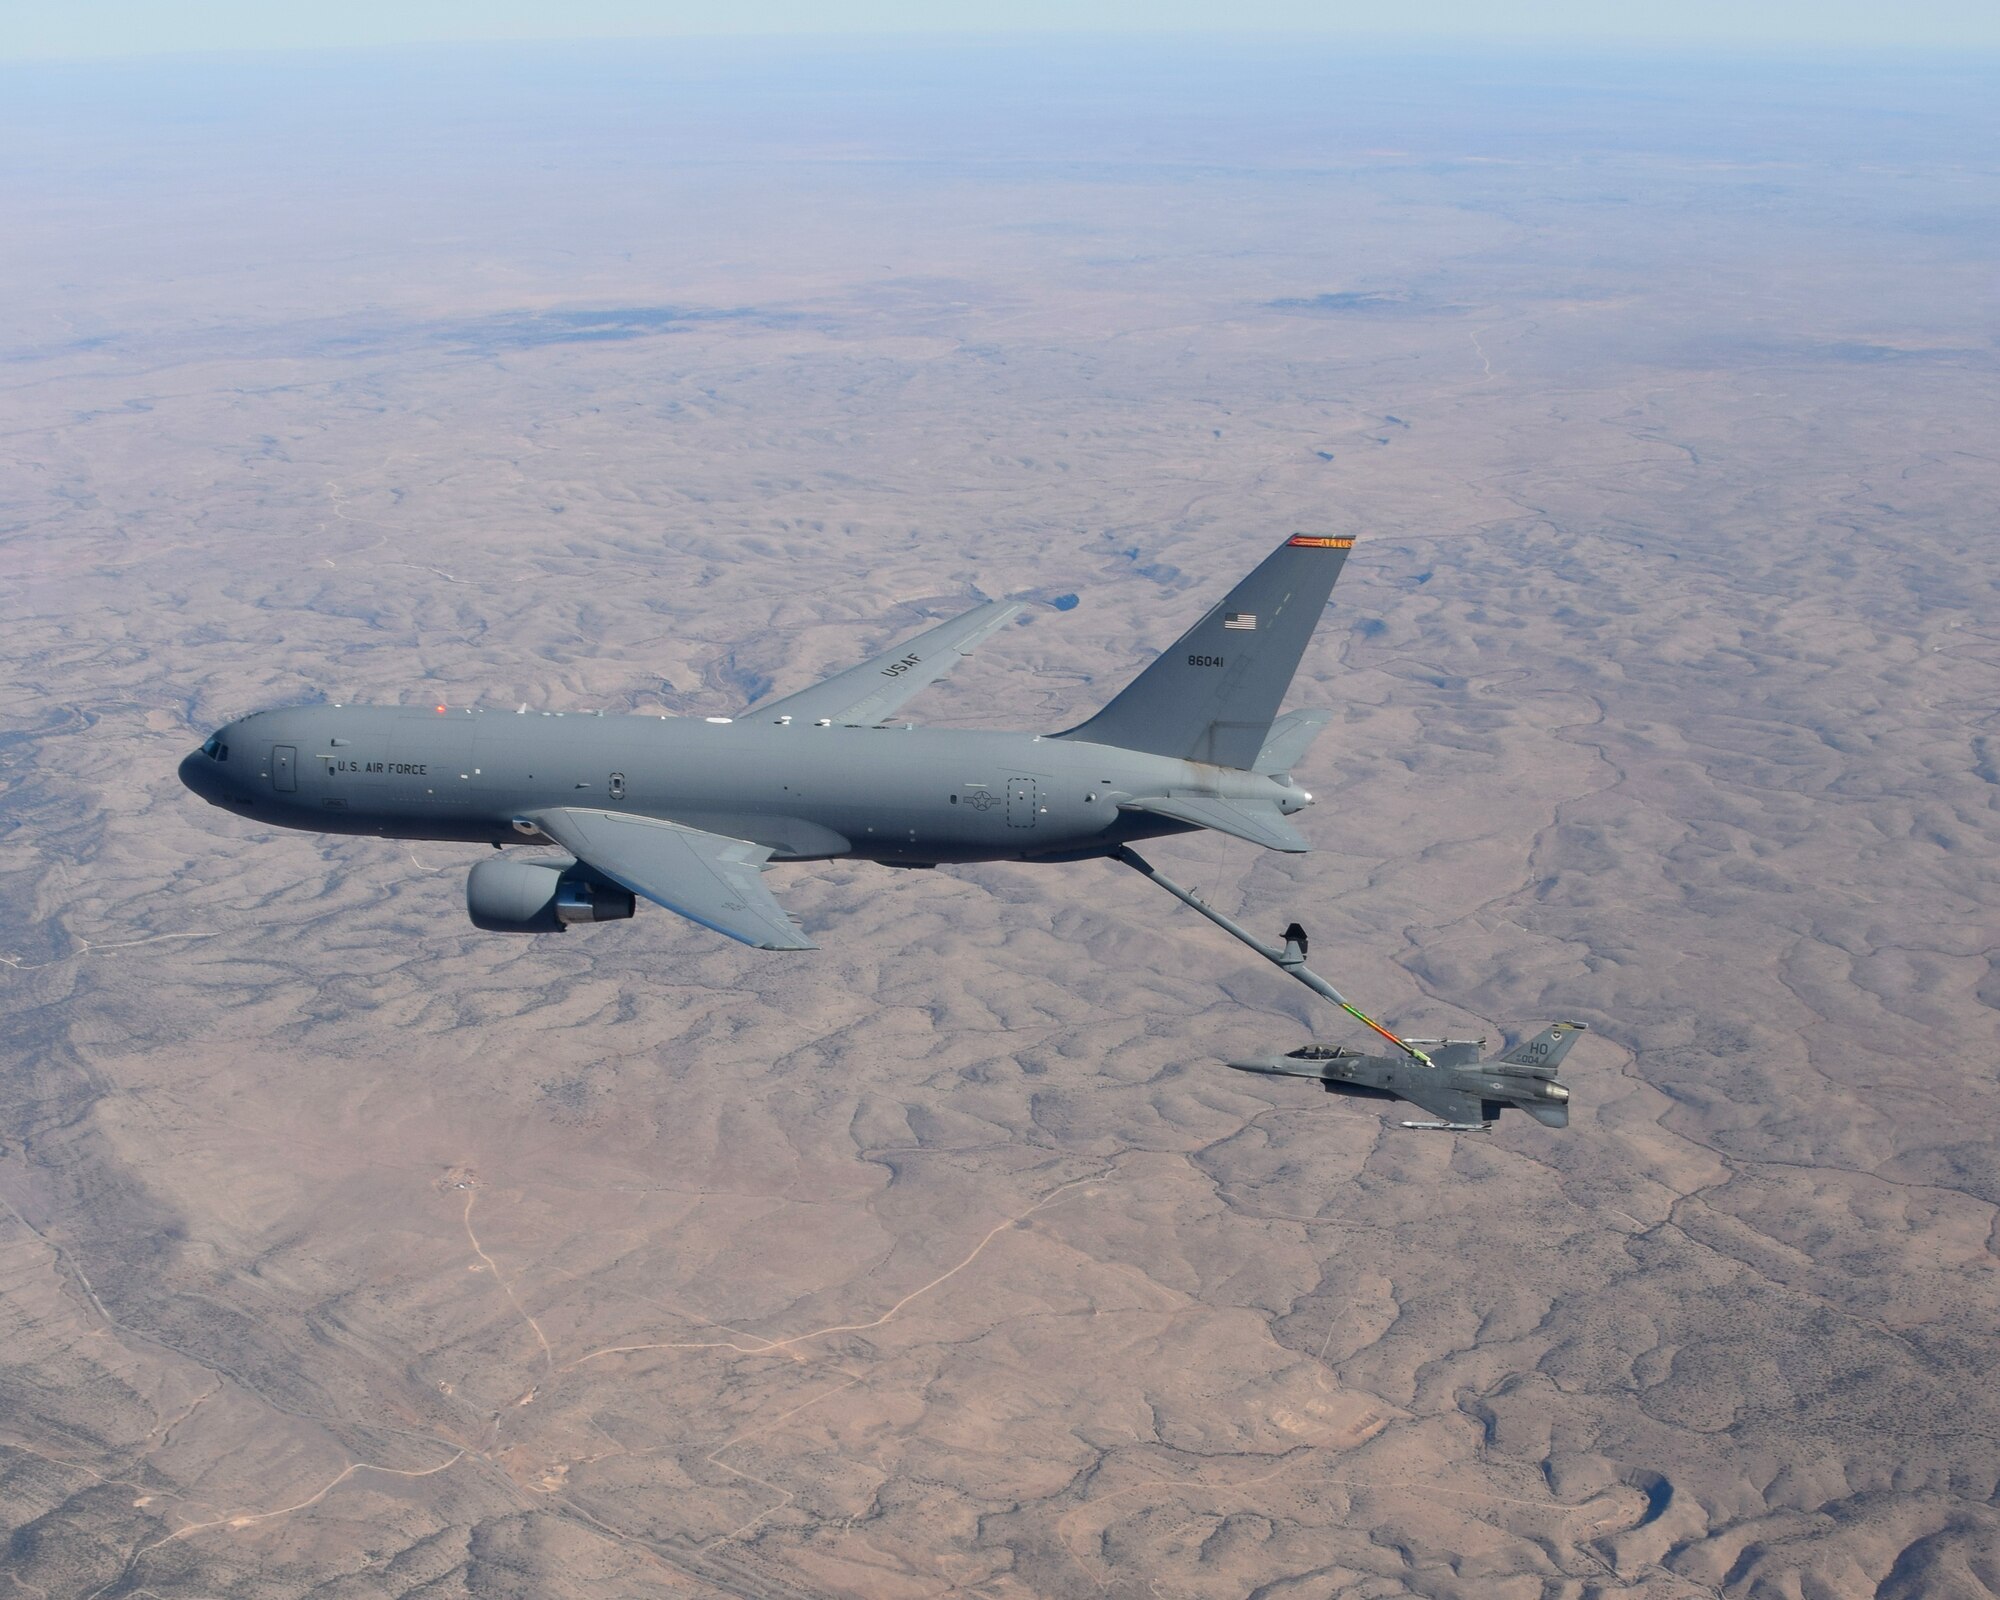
[180, 534, 1354, 948]
[1228, 1023, 1586, 1129]
[184, 708, 1306, 862]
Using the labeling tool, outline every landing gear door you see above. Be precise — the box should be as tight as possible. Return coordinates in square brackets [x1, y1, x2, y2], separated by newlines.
[272, 745, 297, 793]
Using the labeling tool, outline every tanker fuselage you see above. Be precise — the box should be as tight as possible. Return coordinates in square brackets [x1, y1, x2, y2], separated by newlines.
[178, 702, 1306, 866]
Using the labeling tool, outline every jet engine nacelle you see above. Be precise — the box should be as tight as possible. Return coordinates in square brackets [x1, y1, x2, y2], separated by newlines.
[467, 855, 636, 933]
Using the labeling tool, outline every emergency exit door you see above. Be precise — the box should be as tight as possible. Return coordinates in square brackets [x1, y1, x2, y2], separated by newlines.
[272, 744, 297, 793]
[1006, 776, 1038, 828]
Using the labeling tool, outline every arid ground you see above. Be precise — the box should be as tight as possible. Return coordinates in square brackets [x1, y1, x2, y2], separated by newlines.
[2, 42, 1997, 1598]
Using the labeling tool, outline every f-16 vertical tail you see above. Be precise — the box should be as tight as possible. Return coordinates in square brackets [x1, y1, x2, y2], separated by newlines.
[1500, 1022, 1586, 1126]
[1500, 1022, 1587, 1073]
[1055, 535, 1355, 770]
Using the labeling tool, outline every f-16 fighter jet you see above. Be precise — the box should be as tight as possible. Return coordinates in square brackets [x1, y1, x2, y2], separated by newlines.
[1229, 1022, 1585, 1131]
[181, 535, 1355, 950]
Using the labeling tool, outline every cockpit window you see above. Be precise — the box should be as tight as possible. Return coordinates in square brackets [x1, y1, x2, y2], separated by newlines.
[201, 735, 230, 761]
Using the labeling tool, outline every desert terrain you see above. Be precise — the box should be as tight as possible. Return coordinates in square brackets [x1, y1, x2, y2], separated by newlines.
[2, 41, 1997, 1598]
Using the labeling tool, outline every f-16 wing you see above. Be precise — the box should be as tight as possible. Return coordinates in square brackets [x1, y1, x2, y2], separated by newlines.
[1393, 1078, 1487, 1125]
[528, 807, 815, 951]
[752, 599, 1020, 727]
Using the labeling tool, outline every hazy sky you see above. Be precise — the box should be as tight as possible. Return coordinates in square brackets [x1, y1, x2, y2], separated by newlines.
[7, 0, 1998, 60]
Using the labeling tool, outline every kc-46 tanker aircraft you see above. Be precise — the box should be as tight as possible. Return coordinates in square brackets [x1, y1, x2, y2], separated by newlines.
[182, 533, 1588, 1130]
[181, 534, 1358, 949]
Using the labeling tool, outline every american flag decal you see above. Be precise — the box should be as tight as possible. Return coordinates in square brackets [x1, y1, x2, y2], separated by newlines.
[1223, 612, 1258, 630]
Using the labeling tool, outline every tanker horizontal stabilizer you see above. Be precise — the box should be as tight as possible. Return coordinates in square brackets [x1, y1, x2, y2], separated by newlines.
[1119, 794, 1309, 852]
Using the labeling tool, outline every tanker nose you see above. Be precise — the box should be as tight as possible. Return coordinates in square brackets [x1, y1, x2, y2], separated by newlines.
[179, 749, 219, 802]
[180, 733, 245, 807]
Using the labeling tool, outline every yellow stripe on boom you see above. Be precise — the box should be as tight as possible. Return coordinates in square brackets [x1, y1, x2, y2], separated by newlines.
[1287, 535, 1355, 549]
